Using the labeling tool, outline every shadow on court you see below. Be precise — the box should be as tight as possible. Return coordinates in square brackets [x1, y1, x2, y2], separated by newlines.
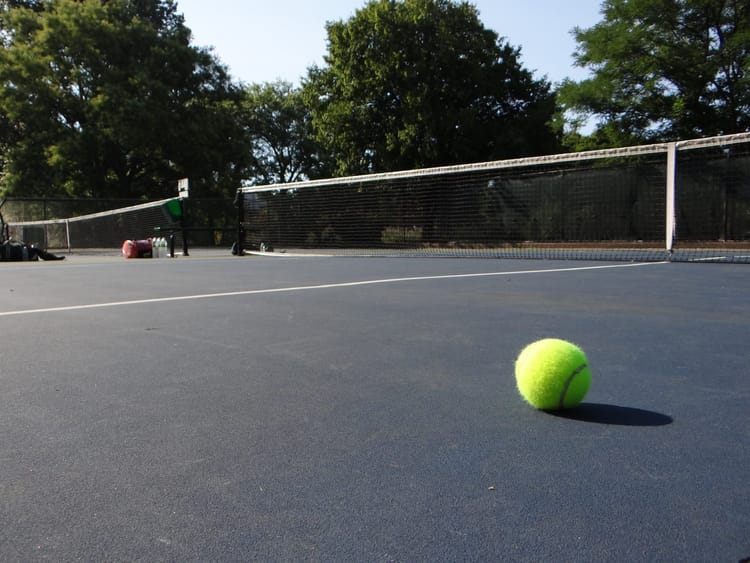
[550, 403, 674, 426]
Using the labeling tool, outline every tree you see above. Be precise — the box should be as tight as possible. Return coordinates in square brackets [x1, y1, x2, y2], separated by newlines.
[240, 81, 328, 185]
[559, 0, 750, 146]
[0, 0, 250, 198]
[303, 0, 559, 176]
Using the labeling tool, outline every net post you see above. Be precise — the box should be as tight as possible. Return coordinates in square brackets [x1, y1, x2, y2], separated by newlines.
[234, 189, 245, 256]
[65, 219, 72, 254]
[665, 142, 677, 255]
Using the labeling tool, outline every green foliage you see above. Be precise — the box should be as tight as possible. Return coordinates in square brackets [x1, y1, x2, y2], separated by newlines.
[240, 81, 328, 185]
[560, 0, 750, 145]
[303, 0, 560, 176]
[0, 0, 250, 198]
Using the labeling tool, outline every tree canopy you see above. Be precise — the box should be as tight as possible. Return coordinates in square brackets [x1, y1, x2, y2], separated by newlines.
[5, 0, 744, 199]
[560, 0, 750, 147]
[0, 0, 249, 198]
[303, 0, 560, 176]
[239, 81, 328, 185]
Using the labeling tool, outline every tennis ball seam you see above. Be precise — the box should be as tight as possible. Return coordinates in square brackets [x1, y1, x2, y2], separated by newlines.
[558, 362, 588, 410]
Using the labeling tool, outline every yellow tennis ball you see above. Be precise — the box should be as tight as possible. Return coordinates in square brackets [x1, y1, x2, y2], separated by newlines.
[515, 338, 591, 410]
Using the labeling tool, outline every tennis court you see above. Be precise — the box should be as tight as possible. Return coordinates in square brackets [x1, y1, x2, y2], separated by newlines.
[1, 252, 748, 561]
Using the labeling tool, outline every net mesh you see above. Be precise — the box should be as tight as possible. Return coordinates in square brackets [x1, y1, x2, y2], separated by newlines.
[7, 198, 183, 252]
[675, 138, 750, 250]
[237, 133, 750, 263]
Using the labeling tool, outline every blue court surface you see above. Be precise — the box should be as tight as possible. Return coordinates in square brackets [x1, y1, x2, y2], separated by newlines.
[1, 253, 748, 562]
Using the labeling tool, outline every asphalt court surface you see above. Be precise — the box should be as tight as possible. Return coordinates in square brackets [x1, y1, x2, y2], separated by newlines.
[1, 253, 749, 562]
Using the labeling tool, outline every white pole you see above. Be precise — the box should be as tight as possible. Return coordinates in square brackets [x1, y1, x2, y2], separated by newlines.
[65, 219, 72, 254]
[665, 143, 677, 253]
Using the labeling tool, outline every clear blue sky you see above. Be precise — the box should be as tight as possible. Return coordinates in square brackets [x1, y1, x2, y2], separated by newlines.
[175, 0, 604, 87]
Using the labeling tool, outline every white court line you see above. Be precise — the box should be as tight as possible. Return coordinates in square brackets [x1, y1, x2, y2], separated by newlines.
[0, 261, 667, 317]
[688, 254, 750, 262]
[690, 256, 726, 262]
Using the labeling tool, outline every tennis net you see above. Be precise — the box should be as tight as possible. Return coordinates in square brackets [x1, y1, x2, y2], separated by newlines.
[236, 132, 750, 263]
[7, 198, 184, 252]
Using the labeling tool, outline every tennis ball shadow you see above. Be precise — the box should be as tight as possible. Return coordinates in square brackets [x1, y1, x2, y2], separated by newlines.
[549, 403, 673, 426]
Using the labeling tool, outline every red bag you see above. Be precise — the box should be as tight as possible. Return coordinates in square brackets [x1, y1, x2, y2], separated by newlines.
[122, 239, 153, 259]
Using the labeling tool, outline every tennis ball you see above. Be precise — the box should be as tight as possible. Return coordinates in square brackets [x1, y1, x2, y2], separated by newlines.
[515, 338, 591, 410]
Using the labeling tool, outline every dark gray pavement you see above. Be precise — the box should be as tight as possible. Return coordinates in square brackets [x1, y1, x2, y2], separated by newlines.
[1, 254, 748, 562]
